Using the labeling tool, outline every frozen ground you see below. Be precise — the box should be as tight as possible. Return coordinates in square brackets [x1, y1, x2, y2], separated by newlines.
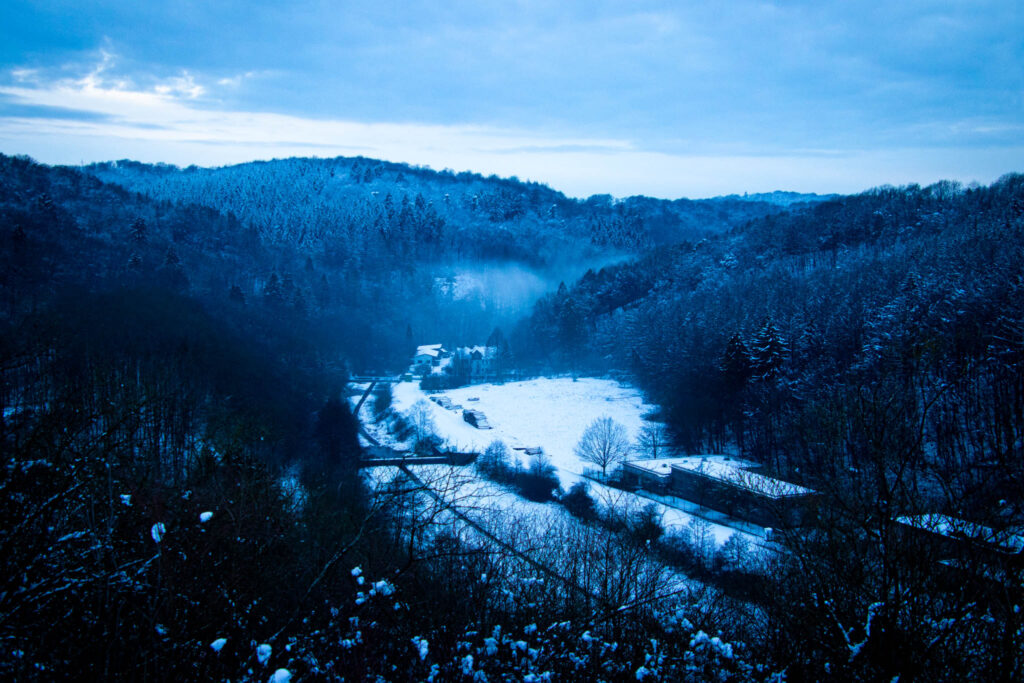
[381, 377, 762, 547]
[364, 464, 700, 602]
[392, 377, 654, 473]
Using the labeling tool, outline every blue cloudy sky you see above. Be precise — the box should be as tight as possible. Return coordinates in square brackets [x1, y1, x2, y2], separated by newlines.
[1, 1, 1021, 198]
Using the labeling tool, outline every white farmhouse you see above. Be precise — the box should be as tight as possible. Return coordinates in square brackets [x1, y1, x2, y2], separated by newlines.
[413, 344, 448, 373]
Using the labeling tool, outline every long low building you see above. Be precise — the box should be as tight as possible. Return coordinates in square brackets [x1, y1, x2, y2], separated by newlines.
[620, 455, 816, 528]
[895, 513, 1024, 559]
[620, 458, 677, 492]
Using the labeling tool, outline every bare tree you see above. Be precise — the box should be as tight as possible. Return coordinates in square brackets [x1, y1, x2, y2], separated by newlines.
[407, 399, 437, 445]
[574, 416, 631, 479]
[635, 423, 668, 459]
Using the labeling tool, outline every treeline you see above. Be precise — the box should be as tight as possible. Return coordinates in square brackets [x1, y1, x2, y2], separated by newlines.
[0, 153, 474, 370]
[519, 176, 1024, 477]
[78, 156, 820, 364]
[84, 156, 812, 258]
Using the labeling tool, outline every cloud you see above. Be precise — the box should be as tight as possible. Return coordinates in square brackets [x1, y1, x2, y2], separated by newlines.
[0, 94, 116, 123]
[0, 49, 1019, 199]
[0, 54, 641, 176]
[153, 72, 205, 99]
[217, 72, 256, 88]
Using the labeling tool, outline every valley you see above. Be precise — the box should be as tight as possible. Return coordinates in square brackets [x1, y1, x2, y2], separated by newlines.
[1, 151, 1021, 681]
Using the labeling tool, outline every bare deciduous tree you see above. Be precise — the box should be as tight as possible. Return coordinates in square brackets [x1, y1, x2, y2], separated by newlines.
[574, 416, 631, 478]
[407, 399, 437, 451]
[635, 423, 668, 459]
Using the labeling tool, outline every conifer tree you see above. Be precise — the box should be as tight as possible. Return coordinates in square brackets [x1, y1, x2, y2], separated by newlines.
[721, 332, 752, 393]
[130, 217, 147, 244]
[751, 318, 788, 384]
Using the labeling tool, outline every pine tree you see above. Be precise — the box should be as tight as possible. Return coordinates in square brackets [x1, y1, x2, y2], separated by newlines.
[749, 318, 790, 467]
[720, 332, 753, 453]
[263, 273, 284, 306]
[314, 396, 361, 468]
[130, 217, 147, 244]
[486, 327, 506, 350]
[751, 318, 788, 384]
[721, 332, 752, 393]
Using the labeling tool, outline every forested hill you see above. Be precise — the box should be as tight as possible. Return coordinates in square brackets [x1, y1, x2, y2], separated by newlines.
[1, 153, 372, 680]
[518, 175, 1024, 516]
[82, 156, 824, 259]
[5, 149, 1024, 679]
[62, 155, 827, 368]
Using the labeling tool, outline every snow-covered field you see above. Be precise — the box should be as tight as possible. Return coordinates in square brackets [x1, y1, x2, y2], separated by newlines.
[393, 377, 654, 474]
[377, 377, 761, 547]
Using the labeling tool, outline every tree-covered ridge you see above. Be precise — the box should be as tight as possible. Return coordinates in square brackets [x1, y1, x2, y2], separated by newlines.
[521, 175, 1024, 514]
[58, 154, 825, 370]
[0, 154, 503, 369]
[82, 156, 817, 261]
[515, 176, 1024, 679]
[522, 175, 1024, 458]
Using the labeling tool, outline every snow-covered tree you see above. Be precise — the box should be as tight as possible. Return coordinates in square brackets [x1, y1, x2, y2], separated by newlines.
[750, 318, 788, 384]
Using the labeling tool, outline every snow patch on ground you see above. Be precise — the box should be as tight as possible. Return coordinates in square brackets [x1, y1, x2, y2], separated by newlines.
[393, 377, 654, 475]
[388, 378, 758, 547]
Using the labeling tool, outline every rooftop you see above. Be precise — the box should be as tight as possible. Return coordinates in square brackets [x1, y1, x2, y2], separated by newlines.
[458, 345, 496, 358]
[670, 457, 815, 499]
[415, 343, 444, 358]
[624, 455, 757, 478]
[895, 514, 1024, 554]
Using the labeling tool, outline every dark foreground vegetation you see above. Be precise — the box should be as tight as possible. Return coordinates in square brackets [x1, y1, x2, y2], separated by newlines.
[2, 152, 1022, 680]
[516, 175, 1024, 680]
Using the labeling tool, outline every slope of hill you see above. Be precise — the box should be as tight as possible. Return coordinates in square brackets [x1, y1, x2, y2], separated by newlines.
[82, 156, 811, 258]
[518, 174, 1024, 514]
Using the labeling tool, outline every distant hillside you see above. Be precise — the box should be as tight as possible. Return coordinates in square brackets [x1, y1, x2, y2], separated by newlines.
[2, 153, 816, 371]
[714, 190, 839, 206]
[82, 156, 811, 259]
[517, 175, 1024, 495]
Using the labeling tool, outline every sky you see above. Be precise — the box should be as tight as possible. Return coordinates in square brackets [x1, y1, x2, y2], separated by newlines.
[0, 1, 1021, 198]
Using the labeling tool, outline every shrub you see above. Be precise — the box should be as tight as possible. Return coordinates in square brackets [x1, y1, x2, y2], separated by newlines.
[561, 481, 597, 520]
[478, 440, 515, 483]
[516, 454, 560, 502]
[630, 503, 665, 543]
[372, 383, 393, 418]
